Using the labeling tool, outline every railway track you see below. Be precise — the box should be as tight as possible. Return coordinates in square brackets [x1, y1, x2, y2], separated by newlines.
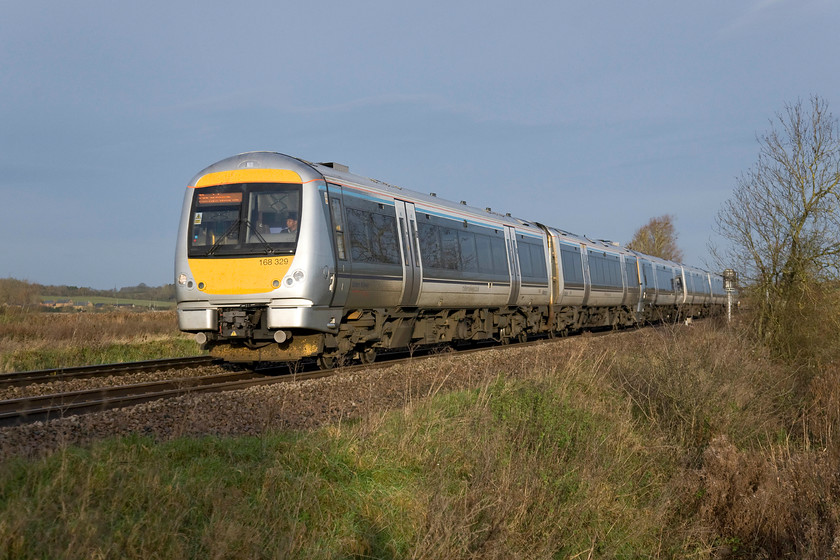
[0, 368, 338, 427]
[0, 356, 217, 390]
[0, 325, 649, 428]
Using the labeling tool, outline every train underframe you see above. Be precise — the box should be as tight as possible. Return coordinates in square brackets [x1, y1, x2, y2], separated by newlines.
[200, 301, 720, 366]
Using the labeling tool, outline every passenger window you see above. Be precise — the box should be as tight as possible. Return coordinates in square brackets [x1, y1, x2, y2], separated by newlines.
[607, 255, 621, 287]
[491, 237, 508, 275]
[459, 231, 478, 272]
[560, 247, 583, 287]
[590, 254, 604, 287]
[346, 206, 400, 265]
[529, 244, 547, 278]
[371, 213, 400, 264]
[475, 234, 493, 273]
[347, 208, 370, 262]
[625, 258, 637, 286]
[517, 243, 533, 277]
[439, 227, 460, 270]
[418, 221, 442, 269]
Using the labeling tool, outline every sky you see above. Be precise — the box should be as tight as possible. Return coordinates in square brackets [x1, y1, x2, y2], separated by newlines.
[2, 0, 838, 289]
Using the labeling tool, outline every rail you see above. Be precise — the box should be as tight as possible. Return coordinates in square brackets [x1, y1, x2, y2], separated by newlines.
[0, 356, 217, 390]
[0, 369, 335, 427]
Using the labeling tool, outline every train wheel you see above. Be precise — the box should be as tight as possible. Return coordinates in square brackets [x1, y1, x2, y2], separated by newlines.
[360, 347, 377, 364]
[517, 332, 528, 343]
[317, 355, 337, 370]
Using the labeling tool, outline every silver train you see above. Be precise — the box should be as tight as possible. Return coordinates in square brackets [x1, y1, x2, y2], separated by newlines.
[175, 152, 726, 365]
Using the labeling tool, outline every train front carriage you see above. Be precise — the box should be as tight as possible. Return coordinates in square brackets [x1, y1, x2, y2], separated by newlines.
[175, 152, 340, 362]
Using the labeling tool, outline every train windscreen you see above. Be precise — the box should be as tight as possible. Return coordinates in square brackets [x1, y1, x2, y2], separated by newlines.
[188, 183, 301, 257]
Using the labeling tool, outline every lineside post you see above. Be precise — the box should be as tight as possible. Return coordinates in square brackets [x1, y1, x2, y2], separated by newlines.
[723, 269, 738, 324]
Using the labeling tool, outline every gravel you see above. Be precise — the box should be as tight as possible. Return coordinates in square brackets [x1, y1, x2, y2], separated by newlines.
[0, 365, 227, 401]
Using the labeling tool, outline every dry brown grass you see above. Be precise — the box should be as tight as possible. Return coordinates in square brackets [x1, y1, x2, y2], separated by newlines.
[0, 309, 179, 345]
[624, 321, 840, 559]
[607, 322, 797, 456]
[0, 310, 197, 371]
[685, 434, 840, 559]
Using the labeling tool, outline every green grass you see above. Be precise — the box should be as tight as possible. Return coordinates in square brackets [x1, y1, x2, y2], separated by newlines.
[0, 432, 422, 559]
[2, 338, 202, 371]
[0, 375, 675, 558]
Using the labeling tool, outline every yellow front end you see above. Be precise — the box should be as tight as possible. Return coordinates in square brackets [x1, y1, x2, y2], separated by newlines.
[187, 255, 293, 296]
[186, 166, 303, 296]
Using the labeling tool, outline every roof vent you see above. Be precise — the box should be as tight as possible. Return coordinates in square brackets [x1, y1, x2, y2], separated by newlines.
[430, 192, 437, 197]
[320, 162, 349, 173]
[460, 200, 467, 205]
[485, 207, 492, 212]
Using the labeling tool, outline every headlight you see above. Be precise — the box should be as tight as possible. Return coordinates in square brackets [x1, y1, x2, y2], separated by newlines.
[178, 273, 188, 286]
[284, 269, 306, 287]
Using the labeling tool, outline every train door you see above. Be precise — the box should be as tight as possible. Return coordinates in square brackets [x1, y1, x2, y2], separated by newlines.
[326, 184, 350, 308]
[538, 225, 560, 305]
[580, 244, 591, 305]
[395, 200, 422, 306]
[538, 225, 559, 328]
[635, 259, 647, 313]
[640, 260, 654, 306]
[623, 255, 640, 308]
[504, 226, 521, 305]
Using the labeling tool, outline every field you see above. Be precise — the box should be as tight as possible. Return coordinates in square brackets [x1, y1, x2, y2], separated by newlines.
[0, 309, 200, 372]
[1, 313, 839, 558]
[39, 294, 175, 309]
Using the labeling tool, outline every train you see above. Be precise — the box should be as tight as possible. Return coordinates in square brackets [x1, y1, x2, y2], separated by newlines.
[175, 152, 726, 366]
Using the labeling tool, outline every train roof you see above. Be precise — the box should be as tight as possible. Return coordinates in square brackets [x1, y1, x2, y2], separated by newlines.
[306, 156, 546, 234]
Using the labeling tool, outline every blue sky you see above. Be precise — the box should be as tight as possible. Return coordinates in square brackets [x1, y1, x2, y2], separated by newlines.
[2, 0, 838, 289]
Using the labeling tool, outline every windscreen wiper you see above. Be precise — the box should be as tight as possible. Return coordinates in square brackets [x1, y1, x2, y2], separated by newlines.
[206, 219, 242, 256]
[243, 220, 275, 254]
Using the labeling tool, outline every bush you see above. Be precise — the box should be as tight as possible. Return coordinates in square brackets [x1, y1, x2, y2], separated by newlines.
[762, 281, 840, 370]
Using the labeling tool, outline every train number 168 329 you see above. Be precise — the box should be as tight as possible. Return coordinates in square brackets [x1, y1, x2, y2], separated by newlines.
[259, 257, 290, 266]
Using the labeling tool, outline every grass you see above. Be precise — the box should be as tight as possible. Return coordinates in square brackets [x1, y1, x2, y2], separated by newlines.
[0, 376, 668, 559]
[1, 318, 839, 557]
[0, 309, 202, 372]
[0, 432, 421, 559]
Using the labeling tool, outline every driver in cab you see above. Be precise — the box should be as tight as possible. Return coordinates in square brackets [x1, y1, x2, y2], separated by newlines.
[281, 212, 298, 234]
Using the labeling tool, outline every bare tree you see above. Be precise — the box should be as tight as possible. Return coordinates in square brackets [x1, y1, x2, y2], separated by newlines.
[627, 214, 684, 262]
[712, 95, 840, 340]
[0, 278, 40, 310]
